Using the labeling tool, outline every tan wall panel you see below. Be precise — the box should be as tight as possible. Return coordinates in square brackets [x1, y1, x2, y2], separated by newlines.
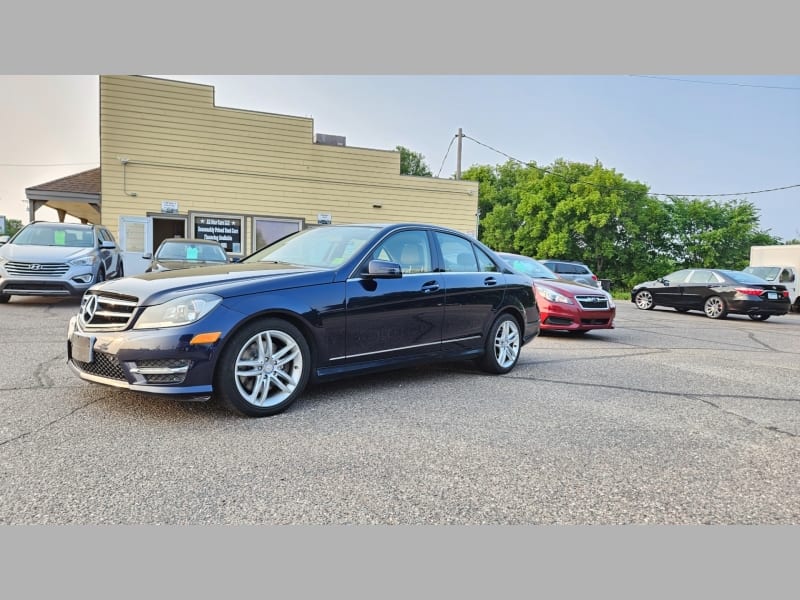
[100, 76, 478, 243]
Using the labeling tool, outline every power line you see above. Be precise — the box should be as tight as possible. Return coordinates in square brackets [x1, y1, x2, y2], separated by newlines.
[0, 162, 98, 167]
[629, 75, 800, 91]
[436, 134, 457, 178]
[462, 134, 799, 198]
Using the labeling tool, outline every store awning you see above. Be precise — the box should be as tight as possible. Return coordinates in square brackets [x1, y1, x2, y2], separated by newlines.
[25, 167, 101, 224]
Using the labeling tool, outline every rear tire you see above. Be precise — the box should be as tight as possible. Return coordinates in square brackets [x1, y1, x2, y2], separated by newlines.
[214, 318, 311, 417]
[634, 290, 654, 310]
[704, 295, 727, 319]
[478, 313, 521, 374]
[748, 313, 770, 321]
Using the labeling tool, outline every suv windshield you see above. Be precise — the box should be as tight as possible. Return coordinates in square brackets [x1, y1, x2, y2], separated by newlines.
[12, 225, 94, 248]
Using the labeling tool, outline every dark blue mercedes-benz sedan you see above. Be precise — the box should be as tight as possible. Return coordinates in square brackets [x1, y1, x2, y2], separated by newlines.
[67, 223, 540, 417]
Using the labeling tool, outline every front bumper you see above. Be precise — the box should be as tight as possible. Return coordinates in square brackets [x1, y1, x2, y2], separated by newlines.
[539, 301, 616, 331]
[1, 266, 98, 297]
[66, 314, 232, 399]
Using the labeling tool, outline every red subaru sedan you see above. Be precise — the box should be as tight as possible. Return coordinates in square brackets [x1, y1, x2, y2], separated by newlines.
[498, 253, 616, 335]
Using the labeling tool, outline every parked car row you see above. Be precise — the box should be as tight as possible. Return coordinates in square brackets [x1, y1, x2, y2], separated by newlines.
[4, 220, 793, 419]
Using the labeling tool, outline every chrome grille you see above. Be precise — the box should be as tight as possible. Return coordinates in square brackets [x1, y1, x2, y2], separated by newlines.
[575, 295, 609, 310]
[5, 261, 69, 277]
[79, 292, 139, 331]
[73, 352, 127, 381]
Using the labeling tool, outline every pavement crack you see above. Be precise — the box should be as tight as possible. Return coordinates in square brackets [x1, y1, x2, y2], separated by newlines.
[687, 395, 799, 439]
[31, 354, 63, 388]
[0, 396, 109, 448]
[747, 332, 782, 353]
[501, 373, 800, 405]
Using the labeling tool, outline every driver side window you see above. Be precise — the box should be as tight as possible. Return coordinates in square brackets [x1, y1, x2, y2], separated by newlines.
[370, 230, 433, 274]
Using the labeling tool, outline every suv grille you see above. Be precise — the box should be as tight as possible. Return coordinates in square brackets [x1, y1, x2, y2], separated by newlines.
[5, 261, 69, 277]
[575, 295, 609, 310]
[79, 292, 139, 331]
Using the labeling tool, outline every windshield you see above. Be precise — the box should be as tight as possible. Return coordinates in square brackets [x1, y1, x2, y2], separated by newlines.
[501, 254, 557, 279]
[13, 225, 95, 248]
[244, 225, 382, 268]
[157, 241, 228, 262]
[743, 266, 779, 281]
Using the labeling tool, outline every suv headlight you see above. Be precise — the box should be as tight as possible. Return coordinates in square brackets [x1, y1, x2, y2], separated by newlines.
[0, 256, 7, 267]
[537, 286, 573, 304]
[133, 294, 222, 329]
[69, 254, 98, 267]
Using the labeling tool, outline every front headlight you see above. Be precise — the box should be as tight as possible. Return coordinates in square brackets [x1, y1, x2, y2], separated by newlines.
[0, 256, 8, 266]
[69, 254, 97, 267]
[606, 293, 616, 308]
[133, 294, 222, 329]
[537, 286, 573, 304]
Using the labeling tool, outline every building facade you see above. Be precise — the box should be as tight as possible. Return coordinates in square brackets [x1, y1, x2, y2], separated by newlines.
[100, 76, 478, 273]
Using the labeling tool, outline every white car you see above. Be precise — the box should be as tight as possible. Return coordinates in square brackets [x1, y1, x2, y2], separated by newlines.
[0, 222, 124, 303]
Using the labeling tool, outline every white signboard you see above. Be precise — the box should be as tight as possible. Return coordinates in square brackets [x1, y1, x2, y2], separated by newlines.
[161, 200, 179, 213]
[317, 213, 332, 225]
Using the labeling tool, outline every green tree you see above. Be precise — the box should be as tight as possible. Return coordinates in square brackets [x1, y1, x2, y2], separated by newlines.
[3, 218, 22, 237]
[664, 197, 779, 270]
[396, 146, 432, 176]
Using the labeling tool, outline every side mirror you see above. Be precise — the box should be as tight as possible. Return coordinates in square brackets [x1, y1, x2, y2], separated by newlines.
[143, 253, 153, 260]
[364, 259, 402, 279]
[659, 278, 669, 285]
[100, 240, 116, 249]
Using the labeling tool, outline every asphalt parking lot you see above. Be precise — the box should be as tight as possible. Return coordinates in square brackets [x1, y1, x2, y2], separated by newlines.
[1, 296, 798, 524]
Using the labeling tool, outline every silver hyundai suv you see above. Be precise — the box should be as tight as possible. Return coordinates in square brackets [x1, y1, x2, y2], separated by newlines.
[0, 222, 124, 303]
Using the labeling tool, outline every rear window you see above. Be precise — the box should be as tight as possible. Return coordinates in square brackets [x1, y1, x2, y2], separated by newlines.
[721, 270, 770, 284]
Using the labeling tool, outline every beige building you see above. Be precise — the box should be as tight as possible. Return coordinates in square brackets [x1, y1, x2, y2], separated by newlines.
[27, 75, 478, 274]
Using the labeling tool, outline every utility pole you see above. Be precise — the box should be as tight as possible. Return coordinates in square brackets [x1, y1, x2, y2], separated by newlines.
[456, 128, 463, 180]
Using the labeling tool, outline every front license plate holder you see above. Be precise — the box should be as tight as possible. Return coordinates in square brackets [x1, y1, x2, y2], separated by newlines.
[71, 332, 95, 363]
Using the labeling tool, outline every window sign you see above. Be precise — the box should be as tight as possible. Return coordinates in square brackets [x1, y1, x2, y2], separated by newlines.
[317, 213, 332, 225]
[193, 215, 243, 254]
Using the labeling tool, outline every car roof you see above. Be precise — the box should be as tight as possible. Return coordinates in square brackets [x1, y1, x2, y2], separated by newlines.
[28, 221, 94, 229]
[159, 238, 223, 245]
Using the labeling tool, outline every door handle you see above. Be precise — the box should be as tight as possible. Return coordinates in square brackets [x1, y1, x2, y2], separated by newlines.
[421, 281, 440, 293]
[484, 277, 498, 286]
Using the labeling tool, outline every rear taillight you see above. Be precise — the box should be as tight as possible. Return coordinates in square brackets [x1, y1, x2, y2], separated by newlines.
[736, 287, 765, 296]
[782, 290, 790, 298]
[591, 274, 598, 281]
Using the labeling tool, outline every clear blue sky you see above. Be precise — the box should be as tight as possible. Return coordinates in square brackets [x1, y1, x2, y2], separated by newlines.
[1, 75, 798, 240]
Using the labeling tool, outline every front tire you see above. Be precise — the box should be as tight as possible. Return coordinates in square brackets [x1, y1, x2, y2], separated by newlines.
[704, 295, 727, 319]
[0, 294, 9, 304]
[95, 267, 106, 284]
[214, 318, 311, 417]
[116, 260, 124, 278]
[478, 313, 521, 374]
[634, 290, 654, 310]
